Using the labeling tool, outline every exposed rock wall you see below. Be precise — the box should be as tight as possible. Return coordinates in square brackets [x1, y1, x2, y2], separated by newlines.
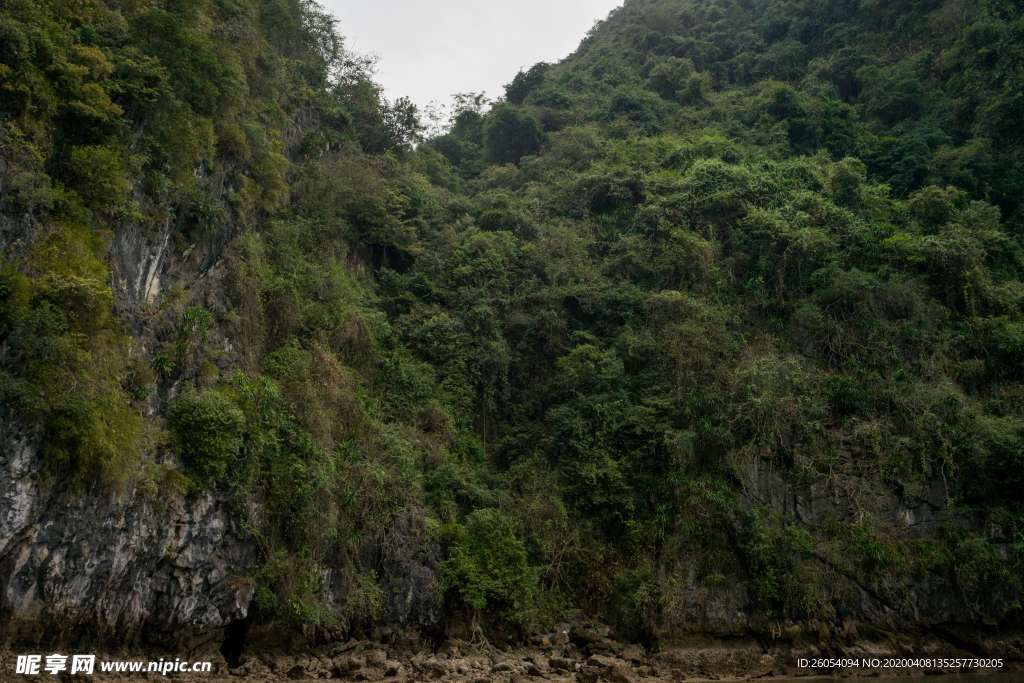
[0, 187, 259, 652]
[0, 425, 255, 653]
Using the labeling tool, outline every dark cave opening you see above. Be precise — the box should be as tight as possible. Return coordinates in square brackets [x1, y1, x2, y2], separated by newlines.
[219, 618, 248, 668]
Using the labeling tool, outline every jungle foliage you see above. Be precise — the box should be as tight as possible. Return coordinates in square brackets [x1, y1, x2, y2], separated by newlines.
[1, 0, 1022, 637]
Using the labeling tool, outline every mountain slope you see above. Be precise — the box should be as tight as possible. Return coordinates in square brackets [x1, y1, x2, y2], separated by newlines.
[416, 0, 1024, 637]
[0, 0, 1022, 661]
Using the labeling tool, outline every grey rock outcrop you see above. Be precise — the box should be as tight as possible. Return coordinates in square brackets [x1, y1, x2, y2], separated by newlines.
[0, 424, 255, 653]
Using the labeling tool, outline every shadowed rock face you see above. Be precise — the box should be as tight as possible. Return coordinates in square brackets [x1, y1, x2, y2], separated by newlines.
[0, 427, 255, 654]
[652, 453, 1019, 639]
[0, 428, 449, 660]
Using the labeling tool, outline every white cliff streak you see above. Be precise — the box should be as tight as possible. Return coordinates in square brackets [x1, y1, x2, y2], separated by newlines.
[142, 225, 171, 304]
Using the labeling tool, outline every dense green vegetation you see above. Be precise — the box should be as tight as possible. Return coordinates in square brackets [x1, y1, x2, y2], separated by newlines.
[1, 0, 1022, 639]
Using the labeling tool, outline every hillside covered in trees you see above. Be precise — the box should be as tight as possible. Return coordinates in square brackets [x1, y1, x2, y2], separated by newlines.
[0, 0, 1022, 656]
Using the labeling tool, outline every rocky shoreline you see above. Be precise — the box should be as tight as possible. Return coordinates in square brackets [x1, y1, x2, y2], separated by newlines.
[6, 623, 1022, 682]
[216, 637, 1024, 682]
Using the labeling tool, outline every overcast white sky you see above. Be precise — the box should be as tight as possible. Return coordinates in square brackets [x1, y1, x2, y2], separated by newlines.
[321, 0, 624, 115]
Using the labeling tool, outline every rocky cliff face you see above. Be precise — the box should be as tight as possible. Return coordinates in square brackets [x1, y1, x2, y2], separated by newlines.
[0, 425, 255, 653]
[0, 145, 255, 650]
[0, 211, 445, 656]
[0, 426, 451, 659]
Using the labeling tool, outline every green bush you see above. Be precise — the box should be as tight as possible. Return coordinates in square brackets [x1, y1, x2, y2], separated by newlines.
[483, 104, 542, 165]
[440, 509, 536, 619]
[737, 507, 835, 621]
[252, 549, 333, 625]
[646, 57, 694, 99]
[505, 62, 549, 105]
[169, 390, 245, 481]
[62, 145, 128, 212]
[344, 570, 385, 621]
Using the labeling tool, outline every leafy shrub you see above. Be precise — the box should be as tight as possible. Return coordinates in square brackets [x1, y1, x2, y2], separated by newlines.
[176, 306, 213, 357]
[62, 145, 128, 211]
[646, 57, 694, 99]
[505, 62, 549, 105]
[483, 104, 542, 164]
[344, 570, 385, 621]
[45, 390, 145, 490]
[605, 86, 665, 134]
[169, 390, 245, 481]
[737, 507, 836, 620]
[253, 550, 332, 625]
[826, 375, 866, 415]
[379, 348, 436, 420]
[440, 509, 536, 619]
